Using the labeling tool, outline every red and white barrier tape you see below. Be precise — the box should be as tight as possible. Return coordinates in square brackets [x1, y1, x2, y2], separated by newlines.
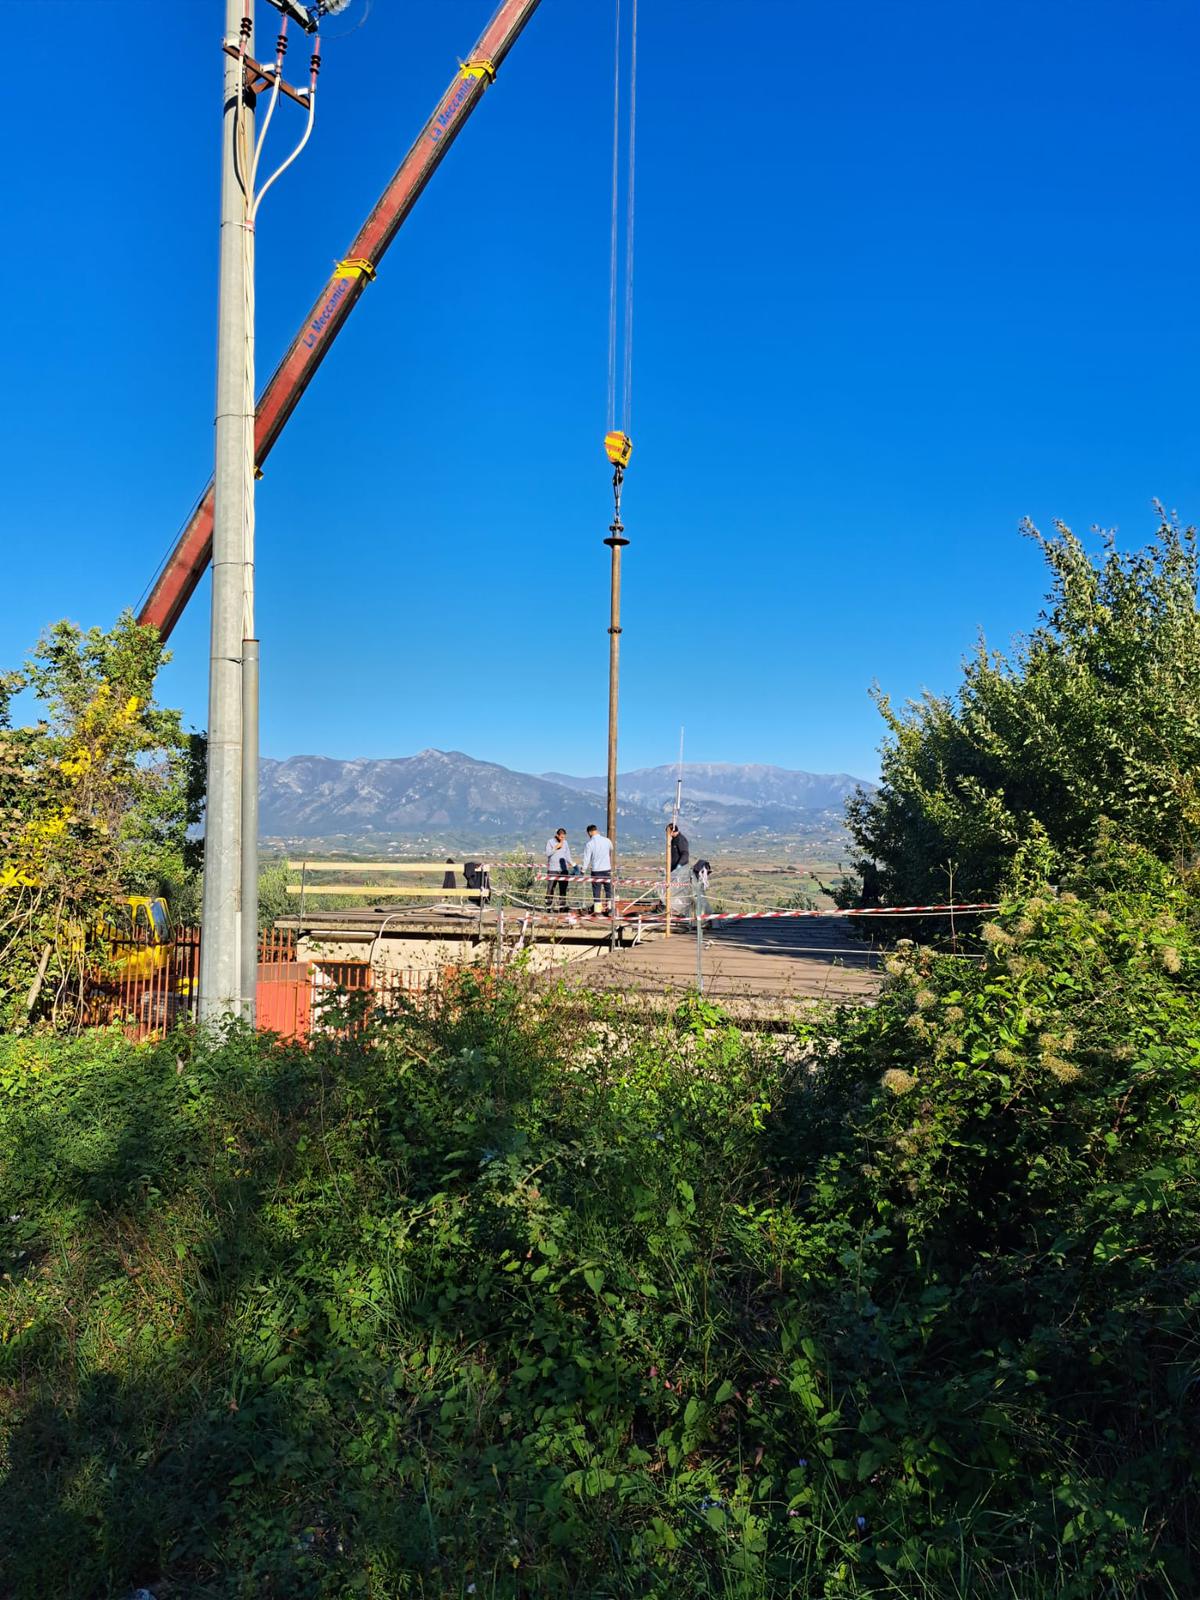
[523, 869, 667, 887]
[469, 867, 660, 887]
[648, 902, 999, 925]
[484, 867, 999, 923]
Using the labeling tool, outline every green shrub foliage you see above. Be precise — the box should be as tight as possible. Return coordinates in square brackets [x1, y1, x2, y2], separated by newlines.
[1, 860, 1196, 1598]
[0, 615, 203, 1026]
[847, 513, 1200, 902]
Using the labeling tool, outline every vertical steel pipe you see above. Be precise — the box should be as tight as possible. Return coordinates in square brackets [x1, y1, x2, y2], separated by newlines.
[604, 473, 629, 851]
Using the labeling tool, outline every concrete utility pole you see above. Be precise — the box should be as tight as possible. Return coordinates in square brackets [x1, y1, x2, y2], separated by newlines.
[200, 0, 256, 1024]
[240, 636, 259, 1021]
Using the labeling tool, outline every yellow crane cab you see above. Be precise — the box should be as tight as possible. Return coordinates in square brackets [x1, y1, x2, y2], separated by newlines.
[105, 895, 175, 980]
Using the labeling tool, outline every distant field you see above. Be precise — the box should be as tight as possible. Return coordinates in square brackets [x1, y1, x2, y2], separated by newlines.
[618, 850, 851, 913]
[262, 840, 858, 917]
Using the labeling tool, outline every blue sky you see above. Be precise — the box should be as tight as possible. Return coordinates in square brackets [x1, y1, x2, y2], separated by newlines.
[5, 0, 1198, 782]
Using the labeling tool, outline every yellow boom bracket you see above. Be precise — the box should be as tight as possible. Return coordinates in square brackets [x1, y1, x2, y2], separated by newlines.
[604, 430, 633, 469]
[460, 58, 498, 83]
[334, 257, 377, 281]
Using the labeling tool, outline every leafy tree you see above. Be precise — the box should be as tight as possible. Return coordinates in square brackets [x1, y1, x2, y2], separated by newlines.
[256, 858, 292, 931]
[847, 512, 1200, 902]
[0, 614, 203, 1027]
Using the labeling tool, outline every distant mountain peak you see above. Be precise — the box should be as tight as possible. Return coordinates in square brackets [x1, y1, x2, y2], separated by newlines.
[543, 761, 870, 814]
[257, 750, 868, 845]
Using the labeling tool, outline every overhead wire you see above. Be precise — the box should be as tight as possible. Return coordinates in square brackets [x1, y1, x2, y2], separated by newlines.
[251, 38, 320, 222]
[250, 18, 287, 197]
[237, 20, 322, 642]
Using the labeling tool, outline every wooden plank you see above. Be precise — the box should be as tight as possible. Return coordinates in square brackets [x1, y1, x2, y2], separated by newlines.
[287, 860, 475, 874]
[285, 885, 487, 899]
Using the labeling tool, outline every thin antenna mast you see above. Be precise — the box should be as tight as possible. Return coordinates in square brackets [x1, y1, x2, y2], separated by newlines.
[665, 726, 684, 937]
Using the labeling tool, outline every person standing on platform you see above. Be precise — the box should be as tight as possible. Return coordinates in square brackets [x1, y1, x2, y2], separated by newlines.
[667, 823, 692, 920]
[544, 828, 572, 912]
[581, 823, 614, 916]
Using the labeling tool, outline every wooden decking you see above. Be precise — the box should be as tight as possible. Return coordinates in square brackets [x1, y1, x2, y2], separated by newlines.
[551, 916, 883, 1017]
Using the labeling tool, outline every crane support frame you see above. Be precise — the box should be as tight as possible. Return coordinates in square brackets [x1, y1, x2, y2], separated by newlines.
[139, 0, 543, 639]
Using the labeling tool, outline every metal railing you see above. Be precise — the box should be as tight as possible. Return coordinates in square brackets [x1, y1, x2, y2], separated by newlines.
[84, 925, 445, 1043]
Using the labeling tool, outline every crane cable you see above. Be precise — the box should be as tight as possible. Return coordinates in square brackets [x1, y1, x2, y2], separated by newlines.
[603, 0, 638, 516]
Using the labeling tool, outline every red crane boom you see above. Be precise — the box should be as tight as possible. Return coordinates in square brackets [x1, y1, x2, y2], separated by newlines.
[138, 0, 543, 639]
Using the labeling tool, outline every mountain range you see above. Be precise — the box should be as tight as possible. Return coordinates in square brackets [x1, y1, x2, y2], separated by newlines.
[257, 750, 870, 846]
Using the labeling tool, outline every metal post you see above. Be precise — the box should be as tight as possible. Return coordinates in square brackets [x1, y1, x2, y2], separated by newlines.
[200, 0, 255, 1024]
[240, 636, 260, 1024]
[664, 827, 672, 938]
[695, 888, 704, 994]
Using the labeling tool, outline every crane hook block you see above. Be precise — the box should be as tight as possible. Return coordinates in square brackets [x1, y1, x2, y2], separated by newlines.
[604, 430, 633, 469]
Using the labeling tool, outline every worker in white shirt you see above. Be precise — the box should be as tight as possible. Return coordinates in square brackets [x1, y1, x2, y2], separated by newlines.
[580, 824, 614, 916]
[544, 828, 573, 912]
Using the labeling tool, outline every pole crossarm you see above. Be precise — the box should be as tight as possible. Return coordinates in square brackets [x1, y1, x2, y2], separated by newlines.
[223, 43, 312, 107]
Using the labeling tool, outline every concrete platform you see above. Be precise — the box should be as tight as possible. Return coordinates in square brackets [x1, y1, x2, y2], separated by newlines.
[274, 903, 644, 977]
[547, 915, 883, 1017]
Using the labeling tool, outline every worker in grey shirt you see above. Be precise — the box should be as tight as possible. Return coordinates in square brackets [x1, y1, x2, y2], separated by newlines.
[581, 824, 614, 916]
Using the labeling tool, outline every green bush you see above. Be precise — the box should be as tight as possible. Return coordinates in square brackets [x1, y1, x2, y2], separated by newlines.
[0, 880, 1197, 1598]
[847, 514, 1200, 902]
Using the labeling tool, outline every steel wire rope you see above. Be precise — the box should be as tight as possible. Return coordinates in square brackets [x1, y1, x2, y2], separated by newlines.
[621, 0, 638, 434]
[606, 0, 638, 435]
[606, 0, 621, 433]
[134, 484, 211, 616]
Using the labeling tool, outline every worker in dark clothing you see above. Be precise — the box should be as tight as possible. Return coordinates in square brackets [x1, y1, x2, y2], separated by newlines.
[442, 859, 457, 892]
[463, 861, 487, 907]
[858, 860, 882, 908]
[669, 825, 690, 872]
[667, 823, 692, 920]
